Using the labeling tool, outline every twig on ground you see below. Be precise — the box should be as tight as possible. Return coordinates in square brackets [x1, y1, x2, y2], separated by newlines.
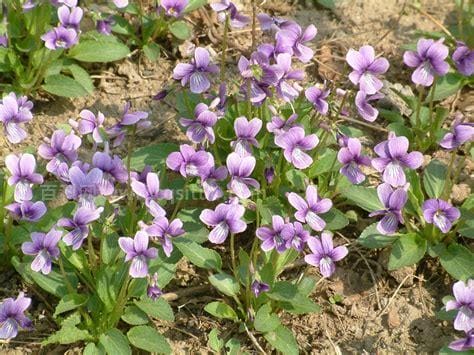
[336, 116, 388, 133]
[162, 284, 211, 302]
[377, 274, 424, 317]
[377, 1, 407, 44]
[408, 4, 454, 39]
[325, 328, 342, 355]
[244, 323, 268, 355]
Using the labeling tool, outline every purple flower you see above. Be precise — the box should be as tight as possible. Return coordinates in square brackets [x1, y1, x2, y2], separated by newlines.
[272, 53, 304, 102]
[257, 13, 289, 32]
[211, 0, 250, 28]
[200, 203, 247, 244]
[0, 92, 33, 144]
[369, 183, 408, 235]
[145, 217, 185, 257]
[355, 90, 383, 122]
[0, 35, 7, 48]
[276, 23, 317, 63]
[65, 166, 103, 208]
[275, 127, 319, 169]
[372, 134, 423, 187]
[6, 153, 43, 202]
[449, 330, 474, 352]
[147, 273, 163, 301]
[226, 152, 260, 199]
[58, 207, 103, 250]
[131, 172, 173, 205]
[38, 130, 81, 175]
[113, 0, 129, 8]
[403, 38, 449, 87]
[120, 102, 149, 126]
[231, 116, 262, 156]
[446, 280, 474, 332]
[5, 201, 47, 222]
[41, 26, 78, 50]
[76, 109, 105, 143]
[288, 185, 332, 231]
[173, 47, 219, 93]
[256, 215, 293, 253]
[92, 152, 128, 195]
[0, 293, 32, 339]
[346, 45, 389, 94]
[96, 17, 114, 35]
[159, 0, 188, 17]
[51, 0, 78, 6]
[251, 280, 270, 297]
[453, 42, 474, 76]
[305, 86, 329, 115]
[21, 228, 62, 275]
[266, 113, 299, 136]
[422, 199, 460, 233]
[285, 221, 310, 252]
[238, 53, 278, 104]
[200, 155, 228, 201]
[119, 231, 158, 278]
[337, 137, 371, 184]
[304, 231, 348, 278]
[166, 144, 210, 178]
[440, 117, 474, 150]
[264, 167, 275, 184]
[58, 5, 83, 30]
[179, 103, 218, 144]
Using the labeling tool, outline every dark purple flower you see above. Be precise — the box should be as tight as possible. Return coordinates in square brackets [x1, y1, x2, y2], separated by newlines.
[41, 26, 78, 50]
[200, 202, 247, 244]
[337, 137, 371, 184]
[369, 183, 408, 235]
[266, 113, 299, 136]
[403, 38, 449, 87]
[305, 86, 329, 115]
[0, 92, 33, 144]
[179, 103, 218, 144]
[6, 153, 43, 202]
[256, 215, 293, 253]
[159, 0, 188, 17]
[200, 154, 227, 201]
[231, 116, 262, 156]
[147, 273, 163, 301]
[304, 231, 348, 278]
[166, 144, 210, 178]
[96, 17, 114, 35]
[445, 280, 474, 333]
[119, 231, 158, 278]
[58, 5, 83, 30]
[453, 42, 474, 76]
[5, 201, 47, 222]
[285, 221, 310, 252]
[92, 152, 128, 195]
[275, 126, 319, 169]
[449, 330, 474, 352]
[65, 166, 103, 208]
[372, 134, 423, 187]
[251, 280, 270, 297]
[76, 109, 105, 143]
[0, 35, 7, 48]
[38, 130, 81, 175]
[0, 293, 32, 339]
[21, 228, 62, 275]
[58, 207, 103, 250]
[288, 185, 332, 231]
[211, 0, 250, 28]
[422, 199, 460, 233]
[145, 216, 185, 257]
[173, 47, 219, 93]
[131, 172, 173, 205]
[272, 53, 304, 102]
[355, 90, 383, 122]
[226, 152, 260, 199]
[264, 167, 275, 184]
[153, 89, 169, 101]
[440, 116, 474, 150]
[276, 23, 317, 63]
[346, 45, 389, 94]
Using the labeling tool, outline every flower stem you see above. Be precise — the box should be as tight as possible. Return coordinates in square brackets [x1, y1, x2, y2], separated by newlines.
[230, 233, 237, 278]
[414, 87, 424, 129]
[219, 15, 230, 82]
[109, 274, 131, 328]
[126, 126, 137, 234]
[428, 78, 437, 146]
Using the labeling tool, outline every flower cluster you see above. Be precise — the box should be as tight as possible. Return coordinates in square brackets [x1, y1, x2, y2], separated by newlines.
[42, 0, 83, 50]
[446, 280, 474, 352]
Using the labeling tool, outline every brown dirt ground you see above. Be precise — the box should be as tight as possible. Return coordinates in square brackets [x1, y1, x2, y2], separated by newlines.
[1, 0, 473, 353]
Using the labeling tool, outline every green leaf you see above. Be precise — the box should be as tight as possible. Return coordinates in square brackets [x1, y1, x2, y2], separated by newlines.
[169, 20, 192, 40]
[308, 148, 338, 177]
[316, 0, 336, 9]
[208, 272, 240, 297]
[225, 338, 241, 355]
[388, 233, 427, 270]
[127, 326, 171, 354]
[65, 63, 94, 94]
[322, 208, 349, 230]
[99, 329, 131, 355]
[341, 185, 383, 212]
[43, 313, 92, 345]
[458, 208, 474, 238]
[42, 74, 89, 97]
[185, 0, 207, 12]
[423, 159, 447, 198]
[83, 343, 105, 355]
[129, 143, 178, 171]
[204, 301, 238, 320]
[208, 329, 224, 352]
[264, 325, 298, 355]
[427, 73, 464, 102]
[439, 345, 473, 355]
[175, 208, 208, 243]
[143, 42, 161, 61]
[121, 305, 149, 325]
[174, 238, 222, 270]
[436, 243, 474, 280]
[54, 293, 88, 317]
[69, 37, 130, 62]
[258, 196, 285, 225]
[358, 223, 395, 249]
[134, 298, 174, 321]
[285, 170, 307, 191]
[267, 281, 320, 314]
[254, 304, 281, 333]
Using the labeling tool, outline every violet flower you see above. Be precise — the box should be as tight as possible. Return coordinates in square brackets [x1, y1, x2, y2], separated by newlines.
[453, 42, 474, 76]
[131, 172, 173, 205]
[166, 144, 210, 178]
[264, 167, 275, 184]
[145, 216, 185, 257]
[372, 134, 423, 187]
[121, 102, 149, 126]
[346, 45, 389, 94]
[273, 53, 304, 102]
[446, 280, 474, 332]
[251, 280, 270, 297]
[276, 23, 317, 63]
[275, 126, 319, 169]
[58, 207, 103, 250]
[304, 232, 348, 278]
[38, 130, 81, 175]
[211, 0, 250, 28]
[449, 330, 474, 352]
[92, 152, 128, 195]
[355, 90, 383, 122]
[231, 116, 262, 156]
[288, 185, 332, 231]
[76, 109, 105, 144]
[119, 231, 158, 278]
[257, 13, 289, 32]
[5, 201, 46, 222]
[21, 228, 62, 275]
[0, 92, 33, 144]
[286, 221, 310, 252]
[113, 0, 129, 8]
[256, 215, 293, 253]
[0, 293, 32, 340]
[173, 47, 219, 93]
[6, 153, 43, 202]
[226, 152, 260, 199]
[403, 38, 449, 87]
[440, 117, 474, 150]
[369, 183, 408, 235]
[200, 154, 228, 201]
[41, 26, 78, 50]
[305, 86, 330, 115]
[422, 199, 460, 233]
[147, 273, 163, 301]
[179, 103, 218, 144]
[266, 113, 299, 136]
[200, 202, 247, 244]
[0, 35, 7, 48]
[96, 17, 114, 35]
[65, 166, 103, 208]
[159, 0, 188, 17]
[337, 137, 371, 184]
[58, 5, 83, 30]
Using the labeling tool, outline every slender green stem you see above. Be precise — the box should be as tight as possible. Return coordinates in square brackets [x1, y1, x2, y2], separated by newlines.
[428, 79, 437, 144]
[126, 126, 137, 234]
[230, 233, 237, 278]
[58, 257, 75, 294]
[414, 87, 424, 129]
[458, 0, 464, 39]
[109, 274, 130, 328]
[170, 180, 187, 220]
[87, 234, 96, 270]
[219, 15, 230, 82]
